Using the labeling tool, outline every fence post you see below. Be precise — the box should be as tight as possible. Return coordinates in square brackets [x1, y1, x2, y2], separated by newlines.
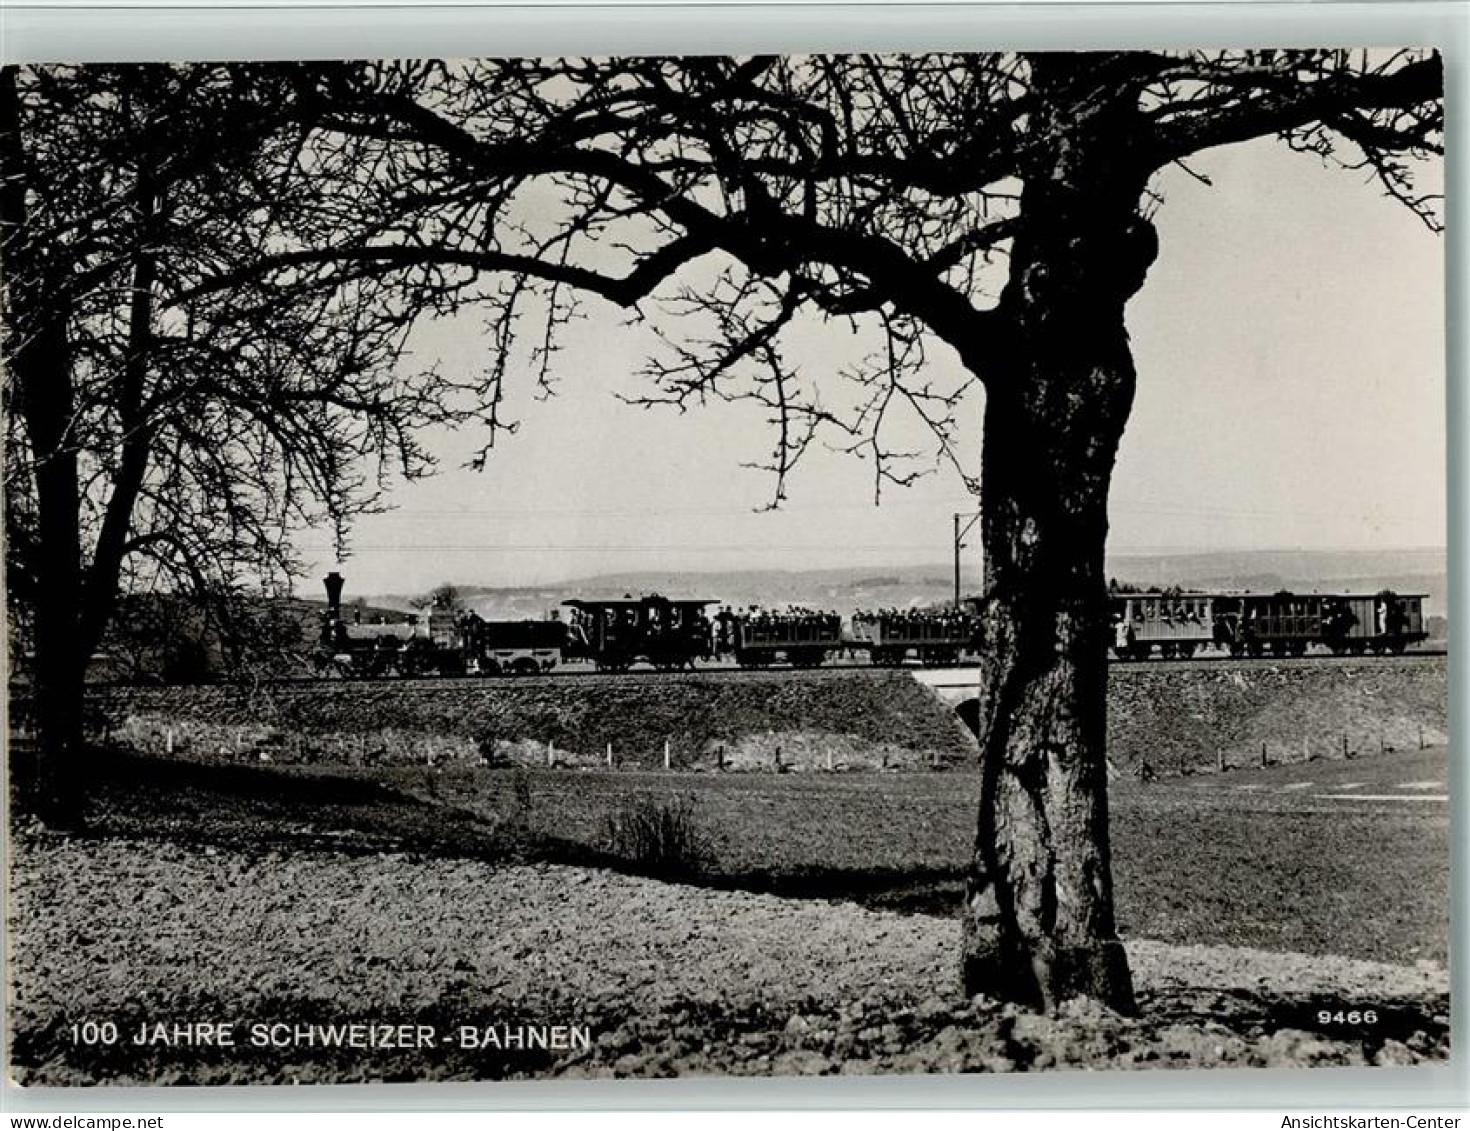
[547, 740, 556, 768]
[774, 744, 782, 773]
[1303, 735, 1310, 762]
[1342, 734, 1349, 760]
[1216, 746, 1224, 773]
[716, 744, 725, 772]
[826, 749, 834, 772]
[606, 741, 614, 768]
[663, 738, 671, 770]
[1260, 742, 1268, 769]
[165, 727, 175, 755]
[1419, 725, 1425, 750]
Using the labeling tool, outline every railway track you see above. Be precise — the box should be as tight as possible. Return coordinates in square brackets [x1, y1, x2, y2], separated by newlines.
[92, 646, 1443, 692]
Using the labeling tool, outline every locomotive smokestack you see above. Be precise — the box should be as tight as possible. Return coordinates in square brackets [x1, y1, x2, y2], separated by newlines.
[324, 571, 345, 618]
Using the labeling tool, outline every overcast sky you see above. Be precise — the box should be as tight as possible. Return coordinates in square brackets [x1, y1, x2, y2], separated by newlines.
[295, 132, 1446, 596]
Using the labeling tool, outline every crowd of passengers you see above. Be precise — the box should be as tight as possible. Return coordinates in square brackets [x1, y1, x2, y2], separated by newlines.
[710, 606, 840, 650]
[852, 606, 976, 632]
[563, 603, 713, 637]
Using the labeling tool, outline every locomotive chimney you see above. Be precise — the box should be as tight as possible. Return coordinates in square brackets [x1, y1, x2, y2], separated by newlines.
[324, 571, 345, 618]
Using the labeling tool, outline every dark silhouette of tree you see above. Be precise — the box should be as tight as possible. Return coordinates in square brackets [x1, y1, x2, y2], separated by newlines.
[0, 64, 488, 822]
[12, 52, 1444, 1012]
[412, 582, 466, 613]
[215, 50, 1438, 1013]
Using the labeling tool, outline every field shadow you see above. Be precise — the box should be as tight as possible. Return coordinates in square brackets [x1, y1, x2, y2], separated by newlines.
[22, 747, 520, 861]
[20, 747, 972, 913]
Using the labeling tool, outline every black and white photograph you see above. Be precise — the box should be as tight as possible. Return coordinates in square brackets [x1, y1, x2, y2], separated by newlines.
[1, 47, 1450, 1086]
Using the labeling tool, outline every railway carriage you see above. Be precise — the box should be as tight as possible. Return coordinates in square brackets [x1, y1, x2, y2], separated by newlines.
[561, 595, 717, 671]
[1108, 591, 1215, 660]
[1211, 591, 1325, 657]
[728, 612, 843, 668]
[849, 608, 980, 666]
[1207, 589, 1427, 657]
[459, 613, 567, 676]
[1331, 590, 1427, 654]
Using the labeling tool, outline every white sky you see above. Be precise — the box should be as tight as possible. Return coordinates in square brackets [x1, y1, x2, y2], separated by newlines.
[295, 134, 1446, 595]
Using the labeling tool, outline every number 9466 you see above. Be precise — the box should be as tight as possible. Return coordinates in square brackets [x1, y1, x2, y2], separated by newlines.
[1318, 1009, 1378, 1025]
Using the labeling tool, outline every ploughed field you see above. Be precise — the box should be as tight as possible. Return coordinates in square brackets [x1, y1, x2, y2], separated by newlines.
[6, 735, 1449, 1084]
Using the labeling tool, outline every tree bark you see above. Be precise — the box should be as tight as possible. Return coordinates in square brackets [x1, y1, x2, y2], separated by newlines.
[11, 313, 89, 827]
[959, 73, 1156, 1013]
[2, 66, 88, 826]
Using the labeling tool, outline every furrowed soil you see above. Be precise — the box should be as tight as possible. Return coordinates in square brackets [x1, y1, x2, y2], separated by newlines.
[7, 831, 1449, 1086]
[5, 744, 1449, 1084]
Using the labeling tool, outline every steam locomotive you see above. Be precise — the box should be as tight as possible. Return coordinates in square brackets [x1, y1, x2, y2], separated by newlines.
[317, 571, 569, 677]
[315, 573, 1429, 677]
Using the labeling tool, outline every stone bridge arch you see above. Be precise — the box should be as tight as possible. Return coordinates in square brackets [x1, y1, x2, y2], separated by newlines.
[952, 696, 981, 738]
[908, 667, 984, 739]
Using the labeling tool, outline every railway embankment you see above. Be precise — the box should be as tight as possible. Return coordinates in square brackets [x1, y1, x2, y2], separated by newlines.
[81, 669, 979, 772]
[63, 656, 1447, 776]
[1105, 656, 1447, 774]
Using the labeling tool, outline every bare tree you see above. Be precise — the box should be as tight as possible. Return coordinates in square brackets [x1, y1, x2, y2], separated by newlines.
[30, 52, 1445, 1011]
[0, 63, 493, 822]
[412, 581, 466, 612]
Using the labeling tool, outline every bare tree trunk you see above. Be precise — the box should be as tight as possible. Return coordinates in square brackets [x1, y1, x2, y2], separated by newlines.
[962, 366, 1135, 1013]
[959, 85, 1156, 1011]
[14, 315, 89, 827]
[2, 67, 88, 826]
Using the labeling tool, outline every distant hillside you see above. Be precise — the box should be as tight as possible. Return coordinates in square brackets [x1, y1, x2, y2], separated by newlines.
[341, 548, 1447, 622]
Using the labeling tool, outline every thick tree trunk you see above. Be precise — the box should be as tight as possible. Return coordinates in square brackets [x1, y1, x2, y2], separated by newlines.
[960, 356, 1136, 1013]
[959, 74, 1157, 1013]
[2, 67, 89, 826]
[14, 316, 89, 827]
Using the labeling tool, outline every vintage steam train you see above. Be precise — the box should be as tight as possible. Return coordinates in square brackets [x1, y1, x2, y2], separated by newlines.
[317, 571, 570, 677]
[315, 572, 1429, 677]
